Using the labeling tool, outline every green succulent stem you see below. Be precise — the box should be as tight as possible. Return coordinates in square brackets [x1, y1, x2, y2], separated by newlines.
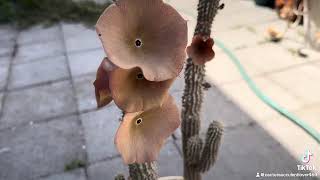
[181, 0, 222, 180]
[128, 162, 158, 180]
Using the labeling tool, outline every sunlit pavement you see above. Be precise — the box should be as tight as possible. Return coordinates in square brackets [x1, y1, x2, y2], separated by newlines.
[0, 0, 320, 180]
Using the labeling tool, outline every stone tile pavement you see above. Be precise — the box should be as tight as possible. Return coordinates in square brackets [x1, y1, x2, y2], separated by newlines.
[0, 0, 320, 180]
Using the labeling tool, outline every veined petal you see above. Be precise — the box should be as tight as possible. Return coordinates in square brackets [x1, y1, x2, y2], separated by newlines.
[93, 57, 116, 108]
[109, 67, 174, 112]
[96, 0, 188, 81]
[115, 95, 180, 164]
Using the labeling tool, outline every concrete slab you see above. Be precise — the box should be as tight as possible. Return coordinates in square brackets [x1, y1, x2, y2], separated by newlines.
[13, 40, 64, 64]
[253, 20, 306, 46]
[219, 80, 279, 122]
[87, 139, 182, 179]
[0, 93, 3, 112]
[214, 27, 261, 51]
[262, 114, 320, 174]
[80, 104, 121, 163]
[214, 125, 303, 180]
[0, 25, 16, 42]
[205, 50, 243, 85]
[74, 74, 97, 112]
[68, 48, 105, 77]
[171, 83, 253, 138]
[8, 56, 69, 89]
[157, 140, 183, 177]
[268, 64, 320, 105]
[1, 81, 77, 129]
[61, 23, 102, 53]
[234, 43, 309, 76]
[0, 61, 9, 91]
[252, 77, 305, 111]
[292, 104, 320, 135]
[87, 158, 128, 180]
[39, 169, 86, 180]
[213, 4, 277, 32]
[0, 116, 85, 180]
[173, 123, 303, 180]
[202, 84, 253, 130]
[169, 73, 185, 94]
[17, 25, 61, 45]
[0, 39, 14, 57]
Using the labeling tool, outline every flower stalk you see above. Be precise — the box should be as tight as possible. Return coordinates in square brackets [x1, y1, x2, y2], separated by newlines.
[181, 0, 223, 180]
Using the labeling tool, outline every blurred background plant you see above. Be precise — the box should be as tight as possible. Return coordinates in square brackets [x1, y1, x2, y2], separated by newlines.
[0, 0, 111, 29]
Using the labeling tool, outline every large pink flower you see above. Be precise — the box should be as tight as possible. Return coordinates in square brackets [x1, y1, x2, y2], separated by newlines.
[109, 67, 174, 112]
[115, 95, 180, 164]
[96, 0, 188, 81]
[93, 57, 116, 108]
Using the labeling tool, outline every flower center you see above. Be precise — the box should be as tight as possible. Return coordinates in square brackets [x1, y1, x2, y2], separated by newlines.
[135, 39, 142, 47]
[136, 118, 143, 125]
[136, 73, 144, 80]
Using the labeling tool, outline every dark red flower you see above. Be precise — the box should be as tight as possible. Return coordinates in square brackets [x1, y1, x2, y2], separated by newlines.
[187, 35, 215, 65]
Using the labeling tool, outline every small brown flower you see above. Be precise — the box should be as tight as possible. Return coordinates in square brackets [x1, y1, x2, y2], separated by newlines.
[96, 0, 188, 81]
[115, 95, 180, 164]
[93, 57, 116, 108]
[187, 35, 215, 65]
[109, 67, 174, 112]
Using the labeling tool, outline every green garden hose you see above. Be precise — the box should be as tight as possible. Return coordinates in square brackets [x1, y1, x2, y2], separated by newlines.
[215, 39, 320, 144]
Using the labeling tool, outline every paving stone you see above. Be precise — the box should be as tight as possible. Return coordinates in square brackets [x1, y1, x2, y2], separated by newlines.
[201, 84, 253, 131]
[68, 48, 105, 77]
[171, 83, 253, 138]
[205, 50, 243, 85]
[169, 72, 185, 93]
[0, 25, 16, 42]
[214, 27, 261, 51]
[0, 39, 14, 57]
[0, 116, 85, 180]
[88, 158, 129, 180]
[13, 40, 64, 64]
[157, 140, 183, 177]
[17, 25, 61, 45]
[0, 81, 76, 129]
[0, 56, 11, 62]
[204, 125, 303, 180]
[254, 20, 305, 45]
[0, 61, 9, 91]
[74, 74, 97, 112]
[62, 23, 102, 53]
[253, 76, 305, 111]
[263, 114, 320, 175]
[220, 80, 279, 122]
[81, 104, 121, 163]
[214, 3, 277, 32]
[38, 169, 86, 180]
[8, 56, 69, 89]
[0, 93, 3, 112]
[268, 64, 320, 105]
[234, 43, 310, 76]
[172, 123, 303, 180]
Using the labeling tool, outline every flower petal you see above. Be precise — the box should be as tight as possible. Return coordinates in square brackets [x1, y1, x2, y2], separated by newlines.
[187, 35, 215, 65]
[93, 57, 116, 108]
[109, 67, 174, 112]
[115, 95, 180, 164]
[96, 0, 188, 81]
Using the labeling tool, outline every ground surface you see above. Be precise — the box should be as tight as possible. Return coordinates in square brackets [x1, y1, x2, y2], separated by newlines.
[0, 0, 320, 180]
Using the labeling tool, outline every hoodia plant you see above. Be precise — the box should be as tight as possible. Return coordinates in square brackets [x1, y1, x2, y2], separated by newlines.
[93, 0, 223, 179]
